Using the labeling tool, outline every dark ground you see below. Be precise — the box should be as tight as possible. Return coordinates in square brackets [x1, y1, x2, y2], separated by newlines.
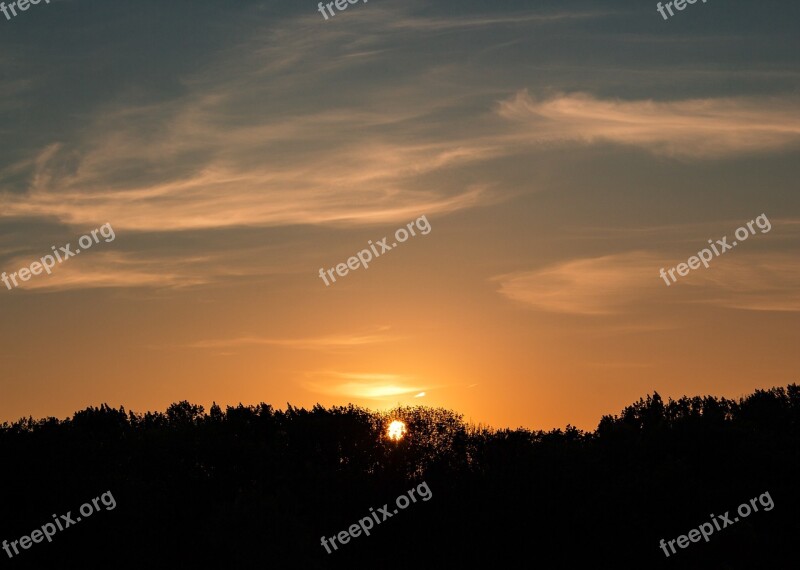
[1, 385, 798, 569]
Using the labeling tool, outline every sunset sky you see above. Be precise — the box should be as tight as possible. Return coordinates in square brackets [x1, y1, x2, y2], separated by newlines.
[1, 0, 799, 430]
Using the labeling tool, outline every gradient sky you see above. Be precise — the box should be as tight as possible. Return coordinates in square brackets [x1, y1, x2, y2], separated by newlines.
[1, 0, 799, 430]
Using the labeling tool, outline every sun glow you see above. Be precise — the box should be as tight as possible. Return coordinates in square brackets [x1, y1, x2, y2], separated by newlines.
[387, 420, 407, 441]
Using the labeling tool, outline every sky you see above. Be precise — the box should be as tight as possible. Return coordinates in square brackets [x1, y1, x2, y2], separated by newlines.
[1, 0, 799, 430]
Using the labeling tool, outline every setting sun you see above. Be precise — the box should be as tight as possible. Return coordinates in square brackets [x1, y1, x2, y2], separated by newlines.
[387, 420, 407, 441]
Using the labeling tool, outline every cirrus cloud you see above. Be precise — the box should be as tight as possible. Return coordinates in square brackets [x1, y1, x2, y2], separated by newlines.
[495, 248, 800, 316]
[497, 90, 800, 158]
[494, 251, 658, 316]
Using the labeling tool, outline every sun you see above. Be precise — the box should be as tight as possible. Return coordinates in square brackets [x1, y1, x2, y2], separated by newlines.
[387, 420, 407, 441]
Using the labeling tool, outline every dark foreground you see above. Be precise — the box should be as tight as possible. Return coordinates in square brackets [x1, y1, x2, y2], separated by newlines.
[1, 385, 799, 569]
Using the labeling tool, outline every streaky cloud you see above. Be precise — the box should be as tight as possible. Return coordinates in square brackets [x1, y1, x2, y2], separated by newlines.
[497, 90, 800, 158]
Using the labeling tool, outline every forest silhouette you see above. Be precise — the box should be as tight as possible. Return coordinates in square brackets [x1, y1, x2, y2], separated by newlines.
[1, 385, 798, 569]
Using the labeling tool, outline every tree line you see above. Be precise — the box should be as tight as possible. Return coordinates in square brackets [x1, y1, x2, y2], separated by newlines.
[1, 385, 798, 568]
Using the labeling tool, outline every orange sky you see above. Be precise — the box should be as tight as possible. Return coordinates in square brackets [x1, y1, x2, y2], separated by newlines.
[1, 0, 799, 430]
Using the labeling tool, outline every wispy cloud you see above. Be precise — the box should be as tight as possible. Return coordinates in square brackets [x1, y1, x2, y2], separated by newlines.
[0, 241, 301, 292]
[186, 328, 398, 351]
[497, 91, 800, 158]
[495, 250, 800, 315]
[0, 110, 489, 231]
[3, 250, 211, 292]
[494, 251, 658, 316]
[0, 10, 501, 234]
[7, 7, 793, 241]
[389, 11, 612, 32]
[691, 253, 800, 312]
[305, 372, 426, 400]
